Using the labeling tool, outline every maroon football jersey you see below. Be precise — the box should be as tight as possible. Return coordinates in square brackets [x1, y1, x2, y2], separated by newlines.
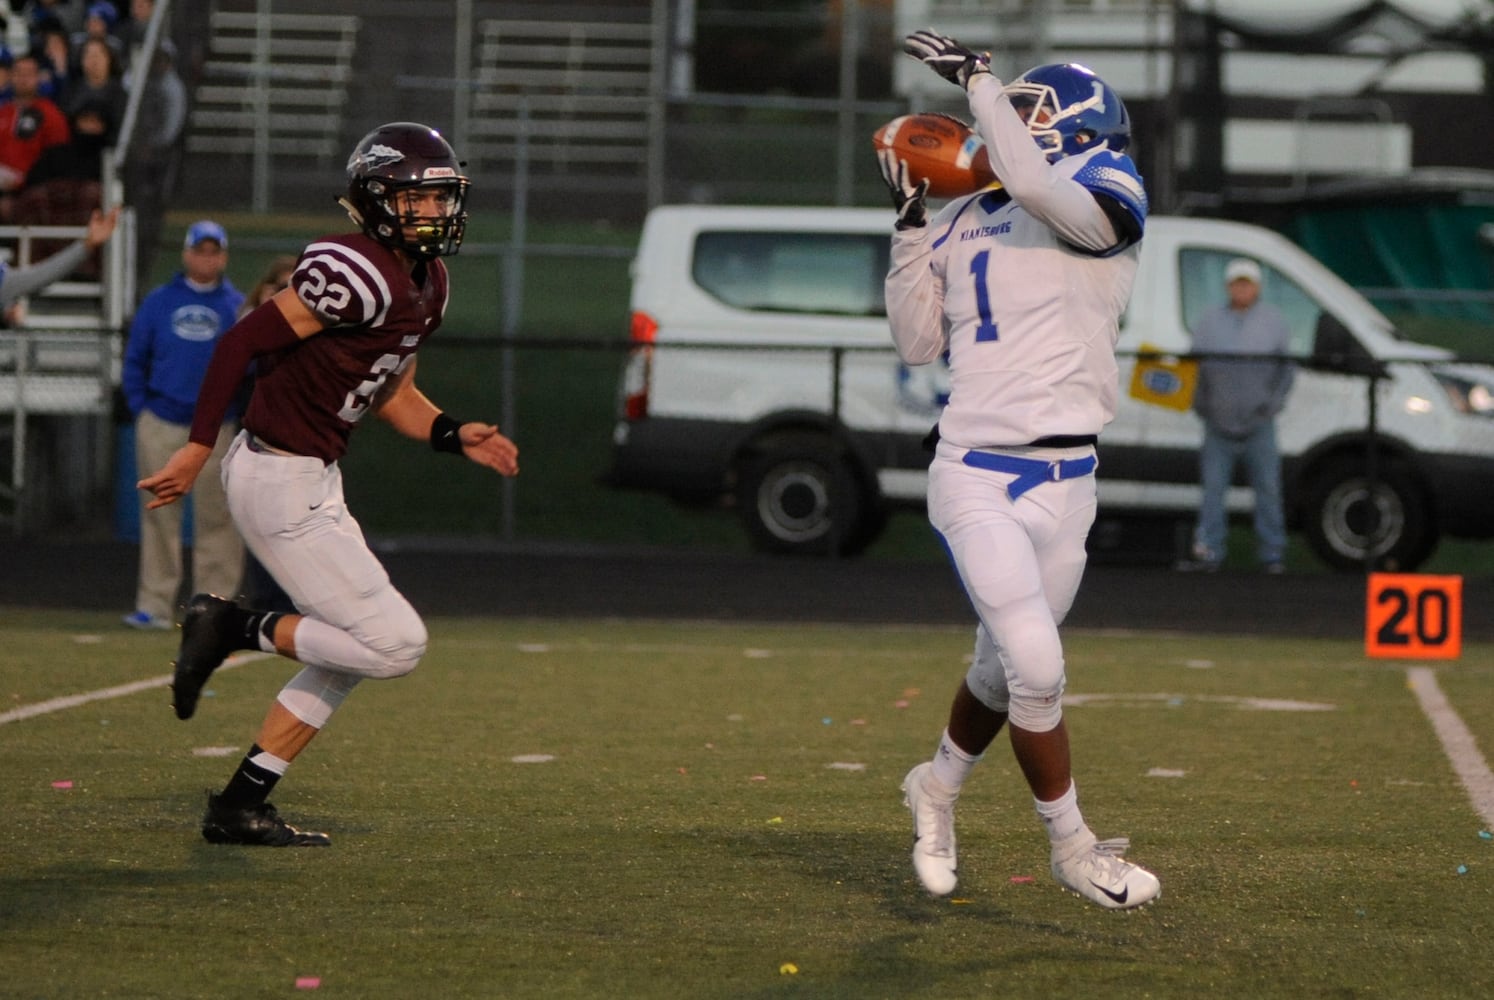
[243, 233, 450, 462]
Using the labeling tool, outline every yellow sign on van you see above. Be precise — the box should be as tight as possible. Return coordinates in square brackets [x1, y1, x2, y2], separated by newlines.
[1128, 343, 1198, 411]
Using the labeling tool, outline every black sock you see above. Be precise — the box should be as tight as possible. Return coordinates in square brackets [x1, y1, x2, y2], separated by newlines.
[217, 743, 283, 809]
[237, 611, 283, 651]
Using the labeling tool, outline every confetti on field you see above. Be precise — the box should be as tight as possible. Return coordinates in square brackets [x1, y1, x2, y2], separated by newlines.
[1147, 768, 1186, 778]
[1009, 875, 1035, 884]
[779, 963, 798, 975]
[1457, 864, 1469, 875]
[903, 687, 921, 698]
[727, 714, 744, 722]
[821, 716, 832, 725]
[516, 643, 551, 653]
[71, 634, 103, 645]
[192, 746, 238, 757]
[511, 754, 555, 764]
[767, 816, 783, 825]
[744, 649, 772, 659]
[950, 898, 972, 905]
[825, 762, 865, 771]
[1184, 659, 1214, 669]
[750, 774, 767, 782]
[894, 700, 910, 709]
[51, 780, 73, 790]
[1479, 830, 1492, 841]
[294, 977, 321, 990]
[850, 718, 867, 726]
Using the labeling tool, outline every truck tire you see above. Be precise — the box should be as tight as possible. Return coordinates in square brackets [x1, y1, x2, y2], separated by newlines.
[735, 435, 881, 556]
[1300, 456, 1437, 572]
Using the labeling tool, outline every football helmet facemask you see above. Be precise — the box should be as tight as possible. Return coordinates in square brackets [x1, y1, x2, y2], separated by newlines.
[344, 122, 470, 259]
[1002, 63, 1130, 163]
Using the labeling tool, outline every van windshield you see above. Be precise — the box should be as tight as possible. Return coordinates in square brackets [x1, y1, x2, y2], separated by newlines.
[692, 231, 889, 317]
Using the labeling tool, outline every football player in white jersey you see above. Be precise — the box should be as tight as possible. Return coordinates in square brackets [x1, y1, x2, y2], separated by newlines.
[883, 30, 1160, 909]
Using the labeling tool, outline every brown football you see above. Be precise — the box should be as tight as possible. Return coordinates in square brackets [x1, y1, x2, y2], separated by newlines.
[872, 113, 997, 198]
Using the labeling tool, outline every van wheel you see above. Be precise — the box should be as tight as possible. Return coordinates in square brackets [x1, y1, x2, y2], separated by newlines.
[1300, 457, 1437, 572]
[735, 436, 879, 556]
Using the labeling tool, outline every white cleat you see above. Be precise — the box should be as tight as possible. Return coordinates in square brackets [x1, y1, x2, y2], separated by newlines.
[1051, 833, 1160, 910]
[902, 762, 958, 896]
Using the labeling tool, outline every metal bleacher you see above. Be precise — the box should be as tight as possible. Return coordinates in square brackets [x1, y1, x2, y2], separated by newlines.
[0, 215, 134, 532]
[186, 10, 360, 208]
[465, 19, 654, 180]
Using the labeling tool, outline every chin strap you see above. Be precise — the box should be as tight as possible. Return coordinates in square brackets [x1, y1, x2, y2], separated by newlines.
[336, 197, 365, 229]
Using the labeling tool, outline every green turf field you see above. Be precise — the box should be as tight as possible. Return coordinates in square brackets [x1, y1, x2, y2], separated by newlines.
[4, 609, 1493, 998]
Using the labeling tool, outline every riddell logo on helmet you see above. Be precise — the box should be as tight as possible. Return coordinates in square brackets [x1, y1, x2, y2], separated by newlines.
[422, 167, 457, 179]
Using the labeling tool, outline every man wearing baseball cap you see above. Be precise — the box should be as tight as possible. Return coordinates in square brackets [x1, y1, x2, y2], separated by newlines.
[1181, 256, 1295, 573]
[120, 220, 245, 628]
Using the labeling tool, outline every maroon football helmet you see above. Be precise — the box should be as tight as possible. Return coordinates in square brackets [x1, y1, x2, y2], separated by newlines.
[344, 122, 470, 259]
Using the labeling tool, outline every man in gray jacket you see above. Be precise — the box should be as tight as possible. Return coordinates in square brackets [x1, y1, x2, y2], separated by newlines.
[1183, 257, 1295, 573]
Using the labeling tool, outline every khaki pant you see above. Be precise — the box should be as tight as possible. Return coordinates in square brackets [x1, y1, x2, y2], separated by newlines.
[132, 410, 243, 620]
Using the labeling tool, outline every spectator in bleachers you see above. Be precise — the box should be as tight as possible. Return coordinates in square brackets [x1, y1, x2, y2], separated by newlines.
[122, 35, 183, 298]
[69, 2, 122, 72]
[11, 96, 111, 271]
[34, 21, 73, 102]
[63, 35, 125, 131]
[114, 0, 153, 85]
[0, 52, 72, 220]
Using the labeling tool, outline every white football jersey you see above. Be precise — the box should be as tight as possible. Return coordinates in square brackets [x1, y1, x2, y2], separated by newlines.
[885, 74, 1147, 450]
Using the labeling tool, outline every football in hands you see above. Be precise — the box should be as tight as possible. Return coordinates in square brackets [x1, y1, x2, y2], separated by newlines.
[872, 113, 997, 198]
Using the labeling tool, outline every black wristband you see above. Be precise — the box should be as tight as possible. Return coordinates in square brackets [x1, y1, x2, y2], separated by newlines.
[430, 413, 465, 454]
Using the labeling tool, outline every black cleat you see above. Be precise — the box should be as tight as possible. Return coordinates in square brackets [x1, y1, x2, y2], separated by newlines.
[171, 594, 242, 720]
[201, 793, 331, 847]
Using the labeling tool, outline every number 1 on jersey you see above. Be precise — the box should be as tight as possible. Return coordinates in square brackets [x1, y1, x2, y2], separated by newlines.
[970, 250, 999, 342]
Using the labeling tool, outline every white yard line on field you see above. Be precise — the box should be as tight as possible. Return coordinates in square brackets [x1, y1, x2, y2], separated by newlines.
[0, 652, 272, 726]
[1406, 666, 1494, 830]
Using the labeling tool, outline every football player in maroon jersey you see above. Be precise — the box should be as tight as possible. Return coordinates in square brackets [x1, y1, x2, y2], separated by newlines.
[138, 122, 518, 846]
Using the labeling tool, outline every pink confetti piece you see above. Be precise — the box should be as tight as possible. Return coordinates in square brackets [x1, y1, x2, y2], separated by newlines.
[294, 977, 321, 990]
[750, 774, 767, 781]
[893, 700, 910, 709]
[1009, 875, 1036, 884]
[850, 718, 867, 726]
[677, 767, 688, 775]
[51, 780, 73, 790]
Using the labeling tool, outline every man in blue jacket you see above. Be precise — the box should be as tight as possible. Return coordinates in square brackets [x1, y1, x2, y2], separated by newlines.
[121, 220, 245, 627]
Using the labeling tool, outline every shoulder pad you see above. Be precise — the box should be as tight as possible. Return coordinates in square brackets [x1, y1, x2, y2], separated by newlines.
[291, 239, 395, 328]
[1070, 150, 1148, 228]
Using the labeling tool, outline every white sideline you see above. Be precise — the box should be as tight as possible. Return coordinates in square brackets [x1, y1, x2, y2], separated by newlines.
[0, 652, 271, 726]
[1406, 666, 1494, 830]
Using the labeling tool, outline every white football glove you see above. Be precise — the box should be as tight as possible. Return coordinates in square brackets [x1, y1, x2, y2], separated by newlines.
[877, 147, 929, 231]
[904, 29, 991, 90]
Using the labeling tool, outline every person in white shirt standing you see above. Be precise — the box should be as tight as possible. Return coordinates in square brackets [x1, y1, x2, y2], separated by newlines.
[882, 28, 1160, 910]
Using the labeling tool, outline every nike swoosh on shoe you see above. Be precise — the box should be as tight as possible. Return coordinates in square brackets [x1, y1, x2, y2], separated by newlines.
[1090, 880, 1128, 905]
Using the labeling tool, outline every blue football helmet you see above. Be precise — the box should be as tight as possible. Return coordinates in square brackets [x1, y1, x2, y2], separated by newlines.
[1001, 63, 1131, 162]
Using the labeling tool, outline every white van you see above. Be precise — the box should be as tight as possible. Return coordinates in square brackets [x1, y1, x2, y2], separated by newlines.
[608, 205, 1494, 570]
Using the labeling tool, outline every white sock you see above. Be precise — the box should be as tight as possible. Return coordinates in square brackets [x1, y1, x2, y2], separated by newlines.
[929, 729, 981, 793]
[1034, 780, 1088, 848]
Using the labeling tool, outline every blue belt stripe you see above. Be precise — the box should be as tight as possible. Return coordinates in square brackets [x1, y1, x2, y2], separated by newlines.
[960, 450, 1098, 499]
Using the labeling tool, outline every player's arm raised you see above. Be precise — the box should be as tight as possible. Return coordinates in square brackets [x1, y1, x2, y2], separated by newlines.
[137, 289, 324, 509]
[372, 359, 519, 477]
